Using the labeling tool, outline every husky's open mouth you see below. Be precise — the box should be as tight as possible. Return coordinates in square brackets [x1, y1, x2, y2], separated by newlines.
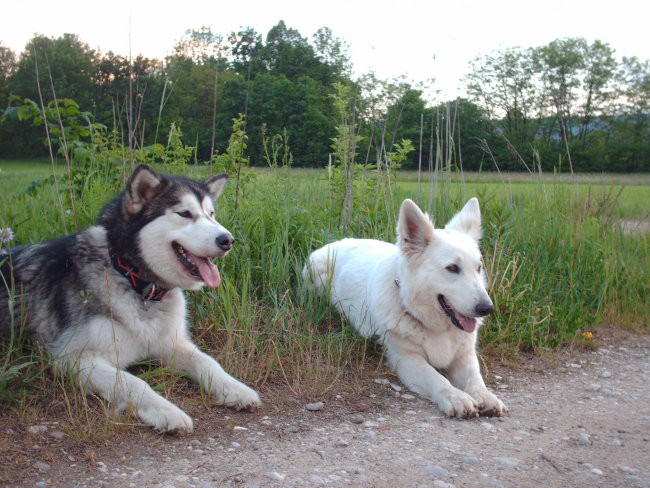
[438, 295, 477, 333]
[172, 242, 221, 288]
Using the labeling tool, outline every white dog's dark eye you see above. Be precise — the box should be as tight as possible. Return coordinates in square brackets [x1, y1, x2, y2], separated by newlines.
[177, 210, 192, 218]
[446, 264, 460, 274]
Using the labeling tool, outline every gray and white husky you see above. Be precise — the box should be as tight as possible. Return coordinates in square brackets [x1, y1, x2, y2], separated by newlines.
[0, 164, 260, 433]
[305, 198, 506, 418]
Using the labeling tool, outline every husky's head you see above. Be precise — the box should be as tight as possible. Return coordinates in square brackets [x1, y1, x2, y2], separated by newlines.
[101, 164, 233, 291]
[396, 198, 493, 334]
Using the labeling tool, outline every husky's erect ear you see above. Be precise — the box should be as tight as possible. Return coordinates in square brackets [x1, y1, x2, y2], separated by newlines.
[398, 199, 434, 254]
[205, 173, 228, 200]
[445, 197, 482, 241]
[125, 164, 163, 214]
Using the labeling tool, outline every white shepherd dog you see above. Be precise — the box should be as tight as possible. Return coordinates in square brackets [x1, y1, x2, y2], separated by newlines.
[304, 198, 507, 418]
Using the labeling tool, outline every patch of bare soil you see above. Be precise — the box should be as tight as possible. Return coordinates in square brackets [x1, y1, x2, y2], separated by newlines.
[1, 328, 649, 488]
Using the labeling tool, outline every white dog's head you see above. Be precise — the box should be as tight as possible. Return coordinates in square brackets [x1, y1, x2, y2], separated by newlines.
[396, 198, 493, 333]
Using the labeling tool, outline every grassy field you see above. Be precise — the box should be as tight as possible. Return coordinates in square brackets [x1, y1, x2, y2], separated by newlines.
[0, 157, 648, 432]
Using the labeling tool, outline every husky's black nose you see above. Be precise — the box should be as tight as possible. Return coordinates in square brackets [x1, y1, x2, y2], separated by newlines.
[475, 302, 494, 317]
[216, 234, 234, 251]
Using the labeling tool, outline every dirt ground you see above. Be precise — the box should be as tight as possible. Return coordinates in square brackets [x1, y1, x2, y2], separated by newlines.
[1, 328, 649, 488]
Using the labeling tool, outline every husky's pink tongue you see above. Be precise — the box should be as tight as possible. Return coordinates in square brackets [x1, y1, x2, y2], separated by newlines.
[187, 251, 221, 288]
[456, 312, 477, 333]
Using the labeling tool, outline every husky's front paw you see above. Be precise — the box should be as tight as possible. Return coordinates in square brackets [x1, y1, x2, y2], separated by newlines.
[139, 402, 194, 434]
[437, 387, 479, 419]
[471, 388, 508, 417]
[212, 380, 262, 410]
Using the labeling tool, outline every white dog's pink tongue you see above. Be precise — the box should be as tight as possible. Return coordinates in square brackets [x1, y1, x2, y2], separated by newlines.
[456, 312, 477, 333]
[187, 251, 221, 288]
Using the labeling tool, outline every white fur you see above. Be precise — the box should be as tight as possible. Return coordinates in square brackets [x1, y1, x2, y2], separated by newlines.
[305, 198, 506, 418]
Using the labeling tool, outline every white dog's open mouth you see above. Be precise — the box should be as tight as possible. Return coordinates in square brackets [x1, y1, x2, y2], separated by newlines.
[438, 295, 477, 333]
[172, 242, 221, 288]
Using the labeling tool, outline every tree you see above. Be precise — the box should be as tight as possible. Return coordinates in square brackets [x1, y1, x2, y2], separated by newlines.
[259, 21, 320, 81]
[0, 43, 16, 106]
[608, 56, 650, 171]
[533, 38, 587, 148]
[173, 26, 227, 64]
[311, 26, 351, 82]
[11, 34, 97, 108]
[465, 47, 539, 145]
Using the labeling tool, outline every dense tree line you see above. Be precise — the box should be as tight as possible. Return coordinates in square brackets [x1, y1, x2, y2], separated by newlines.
[0, 23, 648, 172]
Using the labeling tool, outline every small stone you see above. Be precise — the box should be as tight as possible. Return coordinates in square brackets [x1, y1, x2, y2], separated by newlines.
[401, 394, 416, 401]
[50, 431, 65, 440]
[497, 384, 509, 390]
[349, 414, 365, 424]
[307, 474, 326, 484]
[591, 468, 603, 475]
[305, 401, 325, 411]
[374, 378, 390, 385]
[265, 471, 286, 481]
[423, 464, 449, 478]
[335, 439, 349, 447]
[600, 370, 612, 378]
[390, 383, 402, 392]
[434, 481, 456, 488]
[576, 432, 591, 445]
[481, 421, 496, 432]
[362, 421, 379, 428]
[28, 425, 48, 434]
[189, 439, 202, 447]
[460, 454, 479, 465]
[493, 456, 520, 468]
[34, 461, 50, 473]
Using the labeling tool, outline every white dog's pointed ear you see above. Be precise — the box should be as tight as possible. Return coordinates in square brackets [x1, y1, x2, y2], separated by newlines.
[205, 173, 228, 199]
[125, 164, 164, 214]
[445, 197, 482, 240]
[398, 199, 433, 254]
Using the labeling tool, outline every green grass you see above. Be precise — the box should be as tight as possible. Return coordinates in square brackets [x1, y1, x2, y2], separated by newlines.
[0, 158, 648, 426]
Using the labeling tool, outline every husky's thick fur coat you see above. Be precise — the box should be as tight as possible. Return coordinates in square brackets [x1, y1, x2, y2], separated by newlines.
[305, 198, 506, 418]
[0, 164, 260, 433]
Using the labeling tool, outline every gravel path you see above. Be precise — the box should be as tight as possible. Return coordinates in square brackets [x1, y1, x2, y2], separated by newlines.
[6, 333, 650, 488]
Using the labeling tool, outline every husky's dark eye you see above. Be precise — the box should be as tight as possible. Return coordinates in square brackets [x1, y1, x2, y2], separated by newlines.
[446, 264, 460, 274]
[176, 210, 192, 218]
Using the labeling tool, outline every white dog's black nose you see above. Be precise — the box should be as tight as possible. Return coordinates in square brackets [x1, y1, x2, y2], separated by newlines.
[475, 302, 494, 317]
[216, 233, 234, 251]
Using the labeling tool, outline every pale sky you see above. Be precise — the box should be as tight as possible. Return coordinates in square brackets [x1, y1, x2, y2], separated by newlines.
[3, 0, 649, 101]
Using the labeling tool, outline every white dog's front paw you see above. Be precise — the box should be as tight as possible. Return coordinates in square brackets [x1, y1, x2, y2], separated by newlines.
[138, 401, 194, 434]
[470, 388, 508, 417]
[436, 387, 479, 419]
[212, 380, 262, 410]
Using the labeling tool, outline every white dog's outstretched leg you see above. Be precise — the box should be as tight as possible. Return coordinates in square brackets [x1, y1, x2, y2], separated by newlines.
[165, 339, 261, 410]
[386, 341, 479, 418]
[448, 353, 507, 417]
[72, 354, 194, 434]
